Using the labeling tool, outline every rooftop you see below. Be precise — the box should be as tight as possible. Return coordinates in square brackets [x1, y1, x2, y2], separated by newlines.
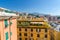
[0, 7, 19, 19]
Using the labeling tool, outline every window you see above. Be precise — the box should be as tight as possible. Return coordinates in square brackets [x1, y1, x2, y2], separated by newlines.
[45, 29, 47, 32]
[24, 33, 27, 36]
[45, 34, 47, 38]
[29, 38, 34, 40]
[30, 24, 43, 26]
[25, 28, 27, 31]
[19, 33, 21, 36]
[59, 28, 60, 31]
[31, 29, 33, 32]
[5, 32, 9, 40]
[57, 17, 60, 19]
[4, 19, 8, 28]
[29, 38, 31, 40]
[25, 38, 27, 40]
[31, 33, 33, 37]
[53, 17, 55, 20]
[49, 17, 51, 21]
[19, 28, 21, 31]
[36, 29, 41, 32]
[19, 38, 22, 40]
[10, 21, 12, 26]
[37, 34, 40, 37]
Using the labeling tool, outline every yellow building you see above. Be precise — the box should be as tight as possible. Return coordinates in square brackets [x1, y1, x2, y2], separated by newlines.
[57, 32, 60, 40]
[17, 16, 52, 40]
[49, 28, 57, 40]
[49, 22, 60, 40]
[50, 29, 60, 40]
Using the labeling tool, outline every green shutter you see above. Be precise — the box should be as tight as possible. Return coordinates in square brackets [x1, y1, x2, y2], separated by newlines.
[4, 19, 8, 27]
[10, 21, 12, 26]
[10, 32, 12, 36]
[5, 32, 9, 40]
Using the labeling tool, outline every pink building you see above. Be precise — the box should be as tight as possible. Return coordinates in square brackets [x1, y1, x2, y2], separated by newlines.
[0, 7, 18, 40]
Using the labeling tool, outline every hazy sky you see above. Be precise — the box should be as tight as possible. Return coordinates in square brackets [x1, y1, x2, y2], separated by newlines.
[0, 0, 60, 15]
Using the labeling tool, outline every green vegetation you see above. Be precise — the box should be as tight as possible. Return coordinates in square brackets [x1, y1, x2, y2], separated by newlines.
[17, 21, 44, 26]
[18, 22, 30, 26]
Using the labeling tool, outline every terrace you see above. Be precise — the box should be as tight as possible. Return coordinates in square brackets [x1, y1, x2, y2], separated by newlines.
[17, 21, 50, 28]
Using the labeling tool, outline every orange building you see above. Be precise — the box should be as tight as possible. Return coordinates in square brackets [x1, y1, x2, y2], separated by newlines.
[0, 8, 18, 40]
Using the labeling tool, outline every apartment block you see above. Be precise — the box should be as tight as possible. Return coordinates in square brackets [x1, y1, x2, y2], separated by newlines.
[0, 8, 18, 40]
[17, 16, 51, 40]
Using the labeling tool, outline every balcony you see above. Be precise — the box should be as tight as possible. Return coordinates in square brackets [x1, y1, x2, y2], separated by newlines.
[17, 21, 50, 28]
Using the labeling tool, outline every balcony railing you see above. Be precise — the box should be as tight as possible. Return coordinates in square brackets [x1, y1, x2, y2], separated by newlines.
[17, 22, 50, 28]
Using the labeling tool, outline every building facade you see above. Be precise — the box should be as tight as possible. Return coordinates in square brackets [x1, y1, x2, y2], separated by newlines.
[44, 15, 60, 23]
[17, 16, 52, 40]
[0, 8, 18, 40]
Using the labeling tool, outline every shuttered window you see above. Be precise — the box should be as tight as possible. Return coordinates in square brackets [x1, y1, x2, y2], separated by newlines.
[10, 21, 12, 26]
[4, 19, 8, 28]
[5, 32, 9, 40]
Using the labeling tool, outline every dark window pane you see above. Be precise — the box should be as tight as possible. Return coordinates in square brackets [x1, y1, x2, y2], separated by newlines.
[45, 29, 47, 32]
[59, 28, 60, 31]
[29, 38, 31, 40]
[4, 19, 8, 28]
[31, 33, 33, 37]
[45, 34, 47, 38]
[25, 28, 27, 31]
[37, 34, 40, 37]
[25, 38, 27, 40]
[24, 33, 27, 36]
[19, 38, 22, 40]
[19, 33, 21, 36]
[31, 29, 33, 32]
[19, 28, 21, 31]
